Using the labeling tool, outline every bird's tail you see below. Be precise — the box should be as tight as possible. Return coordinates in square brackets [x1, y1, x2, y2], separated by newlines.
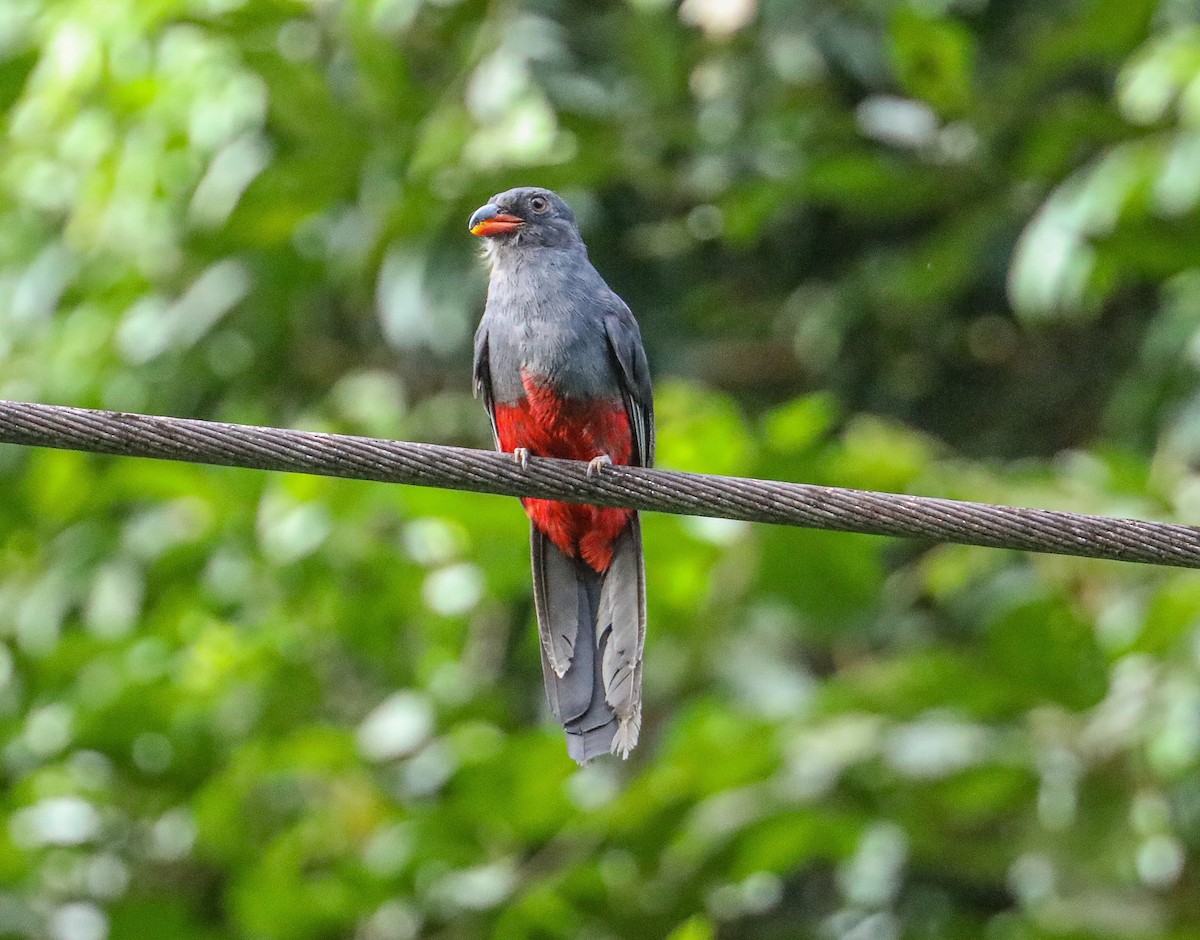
[531, 515, 646, 763]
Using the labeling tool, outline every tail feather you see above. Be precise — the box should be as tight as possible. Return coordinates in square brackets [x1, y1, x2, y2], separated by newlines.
[598, 516, 646, 756]
[530, 517, 647, 763]
[531, 528, 580, 680]
[566, 723, 618, 763]
[532, 528, 591, 723]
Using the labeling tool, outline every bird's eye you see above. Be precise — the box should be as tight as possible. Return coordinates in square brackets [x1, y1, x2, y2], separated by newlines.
[529, 195, 549, 213]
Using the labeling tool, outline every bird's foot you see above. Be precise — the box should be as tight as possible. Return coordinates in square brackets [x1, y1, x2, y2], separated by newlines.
[512, 447, 530, 469]
[586, 454, 612, 479]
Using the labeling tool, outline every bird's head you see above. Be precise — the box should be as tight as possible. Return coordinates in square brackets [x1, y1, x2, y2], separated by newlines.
[468, 187, 581, 253]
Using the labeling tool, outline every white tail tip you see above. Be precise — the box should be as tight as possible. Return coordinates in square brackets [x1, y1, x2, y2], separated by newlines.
[610, 714, 641, 759]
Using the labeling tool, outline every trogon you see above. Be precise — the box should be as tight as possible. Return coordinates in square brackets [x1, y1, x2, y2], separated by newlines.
[469, 187, 654, 763]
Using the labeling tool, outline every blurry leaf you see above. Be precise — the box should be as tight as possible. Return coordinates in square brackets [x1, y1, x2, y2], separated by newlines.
[923, 764, 1036, 827]
[761, 393, 838, 455]
[24, 449, 94, 522]
[494, 885, 580, 940]
[0, 49, 36, 112]
[824, 650, 1023, 720]
[654, 380, 755, 476]
[891, 9, 974, 115]
[758, 527, 885, 635]
[805, 154, 946, 216]
[408, 105, 474, 182]
[823, 415, 933, 493]
[666, 915, 714, 940]
[1039, 0, 1157, 67]
[732, 809, 855, 877]
[986, 599, 1108, 710]
[109, 898, 218, 940]
[449, 733, 574, 842]
[1138, 575, 1200, 656]
[655, 701, 781, 796]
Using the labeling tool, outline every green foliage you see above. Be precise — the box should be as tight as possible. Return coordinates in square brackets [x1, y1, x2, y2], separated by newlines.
[3, 0, 1200, 938]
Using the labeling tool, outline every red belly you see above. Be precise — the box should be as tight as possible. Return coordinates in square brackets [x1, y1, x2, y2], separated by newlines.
[494, 371, 633, 571]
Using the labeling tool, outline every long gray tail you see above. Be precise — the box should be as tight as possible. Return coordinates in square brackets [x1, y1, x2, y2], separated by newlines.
[530, 515, 646, 763]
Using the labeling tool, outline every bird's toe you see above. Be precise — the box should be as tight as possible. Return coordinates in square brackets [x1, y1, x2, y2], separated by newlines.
[586, 454, 613, 478]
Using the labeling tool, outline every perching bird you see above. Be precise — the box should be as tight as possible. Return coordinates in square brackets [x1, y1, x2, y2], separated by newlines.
[469, 187, 653, 762]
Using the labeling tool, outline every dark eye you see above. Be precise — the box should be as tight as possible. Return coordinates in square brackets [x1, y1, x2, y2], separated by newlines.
[529, 195, 549, 213]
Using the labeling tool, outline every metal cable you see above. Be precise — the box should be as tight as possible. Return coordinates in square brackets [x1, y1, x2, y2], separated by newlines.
[0, 399, 1195, 568]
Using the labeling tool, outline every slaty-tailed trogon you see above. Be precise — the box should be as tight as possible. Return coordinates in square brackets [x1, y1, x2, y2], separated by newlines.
[469, 187, 653, 763]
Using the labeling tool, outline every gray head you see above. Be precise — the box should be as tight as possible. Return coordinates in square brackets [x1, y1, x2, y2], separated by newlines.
[468, 187, 582, 254]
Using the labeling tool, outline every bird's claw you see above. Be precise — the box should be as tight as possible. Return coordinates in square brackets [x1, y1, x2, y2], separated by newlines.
[586, 454, 612, 479]
[512, 447, 530, 469]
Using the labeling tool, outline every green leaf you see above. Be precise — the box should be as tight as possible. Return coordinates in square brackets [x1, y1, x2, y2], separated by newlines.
[986, 599, 1108, 710]
[892, 9, 974, 114]
[666, 916, 715, 940]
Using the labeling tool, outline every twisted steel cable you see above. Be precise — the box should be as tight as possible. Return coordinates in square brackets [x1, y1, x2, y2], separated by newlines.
[0, 399, 1196, 568]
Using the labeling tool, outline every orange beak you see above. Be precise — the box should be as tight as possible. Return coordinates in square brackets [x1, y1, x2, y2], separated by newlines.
[469, 204, 524, 237]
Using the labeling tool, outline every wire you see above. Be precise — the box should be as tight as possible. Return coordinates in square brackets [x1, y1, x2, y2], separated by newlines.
[0, 399, 1194, 568]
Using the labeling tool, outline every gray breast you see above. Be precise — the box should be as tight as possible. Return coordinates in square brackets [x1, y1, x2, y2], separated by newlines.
[483, 251, 619, 404]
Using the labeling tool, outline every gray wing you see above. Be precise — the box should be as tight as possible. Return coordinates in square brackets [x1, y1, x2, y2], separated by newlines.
[602, 296, 654, 468]
[599, 295, 651, 758]
[472, 321, 499, 448]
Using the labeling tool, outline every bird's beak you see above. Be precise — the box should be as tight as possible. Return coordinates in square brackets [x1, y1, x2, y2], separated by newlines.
[469, 204, 524, 237]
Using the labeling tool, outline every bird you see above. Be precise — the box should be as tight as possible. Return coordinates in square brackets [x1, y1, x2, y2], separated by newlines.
[469, 187, 654, 763]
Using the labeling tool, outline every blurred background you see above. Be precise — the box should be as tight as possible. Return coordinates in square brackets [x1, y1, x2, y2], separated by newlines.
[2, 0, 1200, 937]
